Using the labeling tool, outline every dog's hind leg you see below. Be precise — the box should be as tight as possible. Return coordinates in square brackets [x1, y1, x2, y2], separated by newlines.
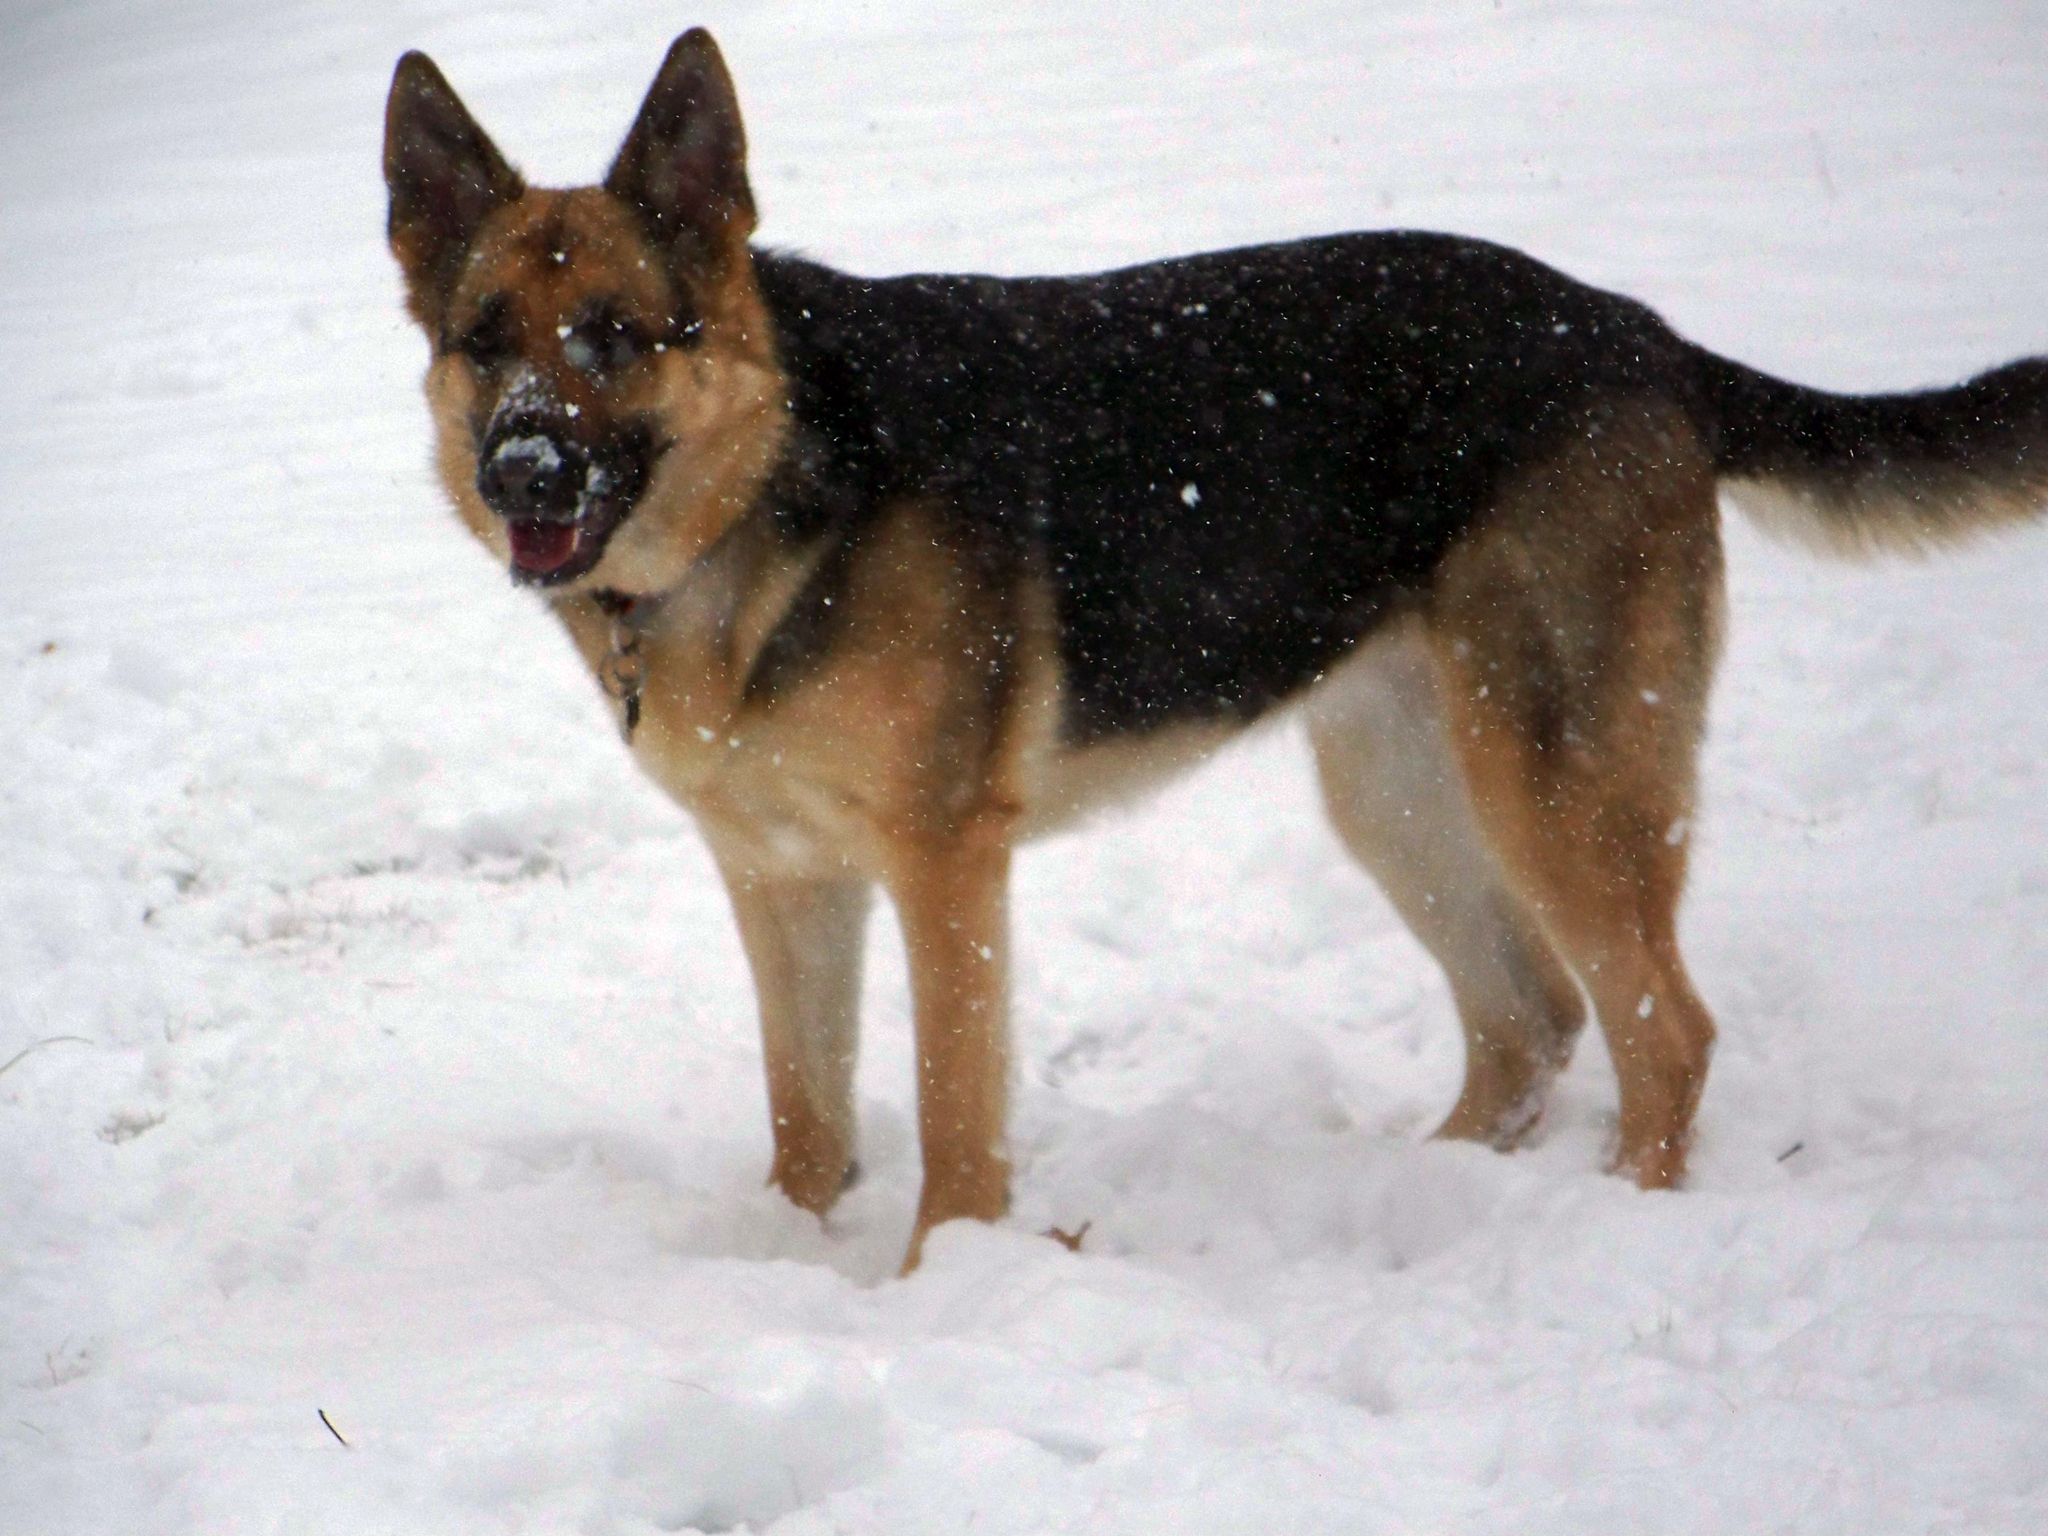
[1308, 620, 1588, 1148]
[718, 867, 871, 1217]
[1427, 400, 1725, 1189]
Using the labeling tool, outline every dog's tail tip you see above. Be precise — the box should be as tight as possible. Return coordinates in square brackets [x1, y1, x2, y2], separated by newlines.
[1701, 349, 2048, 559]
[1718, 470, 2048, 561]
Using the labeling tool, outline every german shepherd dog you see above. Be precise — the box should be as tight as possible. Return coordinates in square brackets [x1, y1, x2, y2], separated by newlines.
[385, 32, 2048, 1269]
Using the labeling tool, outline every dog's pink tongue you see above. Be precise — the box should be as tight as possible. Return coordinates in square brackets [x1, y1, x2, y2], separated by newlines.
[508, 520, 578, 575]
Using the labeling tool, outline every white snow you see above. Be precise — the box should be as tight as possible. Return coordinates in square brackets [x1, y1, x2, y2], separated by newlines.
[491, 434, 568, 473]
[4, 2, 2048, 1532]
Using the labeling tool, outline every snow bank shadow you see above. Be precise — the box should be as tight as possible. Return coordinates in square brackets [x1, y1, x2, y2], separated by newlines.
[458, 1127, 875, 1270]
[602, 1360, 888, 1533]
[361, 1109, 912, 1286]
[435, 1346, 889, 1535]
[471, 1129, 688, 1195]
[1024, 1032, 1507, 1275]
[436, 1041, 1501, 1288]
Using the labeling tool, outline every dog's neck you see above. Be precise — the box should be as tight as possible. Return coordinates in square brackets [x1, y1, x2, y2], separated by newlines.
[554, 505, 834, 746]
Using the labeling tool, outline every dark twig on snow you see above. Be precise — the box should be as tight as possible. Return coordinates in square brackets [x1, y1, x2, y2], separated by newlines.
[0, 1037, 92, 1080]
[1044, 1220, 1092, 1253]
[1776, 1141, 1806, 1163]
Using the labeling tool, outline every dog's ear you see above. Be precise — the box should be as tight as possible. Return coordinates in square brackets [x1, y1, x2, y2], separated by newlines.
[604, 30, 756, 268]
[384, 51, 524, 331]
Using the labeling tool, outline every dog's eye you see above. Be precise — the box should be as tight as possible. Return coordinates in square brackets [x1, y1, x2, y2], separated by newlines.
[451, 306, 513, 369]
[561, 316, 648, 377]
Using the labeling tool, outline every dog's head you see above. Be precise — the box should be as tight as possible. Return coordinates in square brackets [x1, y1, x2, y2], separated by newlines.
[384, 31, 788, 595]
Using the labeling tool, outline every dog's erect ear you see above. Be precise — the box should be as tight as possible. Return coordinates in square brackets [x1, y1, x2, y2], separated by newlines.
[604, 30, 756, 267]
[384, 51, 524, 331]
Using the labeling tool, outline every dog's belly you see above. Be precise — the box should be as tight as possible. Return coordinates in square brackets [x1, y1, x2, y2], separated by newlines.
[1012, 617, 1445, 841]
[591, 521, 1433, 879]
[622, 593, 1424, 878]
[1009, 718, 1244, 841]
[628, 694, 1245, 881]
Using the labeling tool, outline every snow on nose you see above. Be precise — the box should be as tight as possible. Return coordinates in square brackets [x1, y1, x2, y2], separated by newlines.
[477, 432, 584, 521]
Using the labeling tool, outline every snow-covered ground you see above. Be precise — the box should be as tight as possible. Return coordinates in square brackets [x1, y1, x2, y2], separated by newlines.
[5, 1, 2047, 1530]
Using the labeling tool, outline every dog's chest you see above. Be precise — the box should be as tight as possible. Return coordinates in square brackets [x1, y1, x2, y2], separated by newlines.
[629, 686, 869, 876]
[580, 601, 952, 880]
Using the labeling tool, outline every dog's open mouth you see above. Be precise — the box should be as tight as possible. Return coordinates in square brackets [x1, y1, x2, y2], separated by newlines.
[480, 426, 658, 588]
[503, 490, 627, 587]
[505, 509, 627, 585]
[508, 518, 582, 575]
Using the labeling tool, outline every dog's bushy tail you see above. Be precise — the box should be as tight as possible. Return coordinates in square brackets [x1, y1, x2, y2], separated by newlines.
[1695, 346, 2048, 556]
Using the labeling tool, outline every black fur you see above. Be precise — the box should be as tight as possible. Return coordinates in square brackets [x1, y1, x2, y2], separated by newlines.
[1699, 350, 2048, 484]
[752, 232, 1706, 742]
[747, 231, 2047, 742]
[1694, 346, 2048, 546]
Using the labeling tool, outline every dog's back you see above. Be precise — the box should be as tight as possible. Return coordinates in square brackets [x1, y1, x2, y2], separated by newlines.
[756, 233, 1700, 741]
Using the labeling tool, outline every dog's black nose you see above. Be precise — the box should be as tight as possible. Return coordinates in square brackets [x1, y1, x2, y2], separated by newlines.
[477, 433, 589, 521]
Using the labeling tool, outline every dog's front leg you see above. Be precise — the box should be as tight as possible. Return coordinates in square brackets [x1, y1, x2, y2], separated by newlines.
[717, 864, 872, 1218]
[889, 823, 1013, 1273]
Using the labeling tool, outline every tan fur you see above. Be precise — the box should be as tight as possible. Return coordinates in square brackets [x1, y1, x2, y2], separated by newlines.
[583, 496, 1028, 1265]
[1307, 622, 1589, 1148]
[1425, 399, 1725, 1185]
[429, 190, 790, 599]
[718, 872, 869, 1217]
[1722, 471, 2048, 560]
[416, 199, 1741, 1254]
[390, 38, 1788, 1272]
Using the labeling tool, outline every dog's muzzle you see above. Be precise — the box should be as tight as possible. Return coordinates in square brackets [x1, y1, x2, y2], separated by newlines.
[473, 411, 658, 586]
[479, 428, 589, 518]
[477, 425, 597, 580]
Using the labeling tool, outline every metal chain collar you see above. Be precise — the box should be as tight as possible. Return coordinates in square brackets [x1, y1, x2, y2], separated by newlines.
[594, 591, 649, 743]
